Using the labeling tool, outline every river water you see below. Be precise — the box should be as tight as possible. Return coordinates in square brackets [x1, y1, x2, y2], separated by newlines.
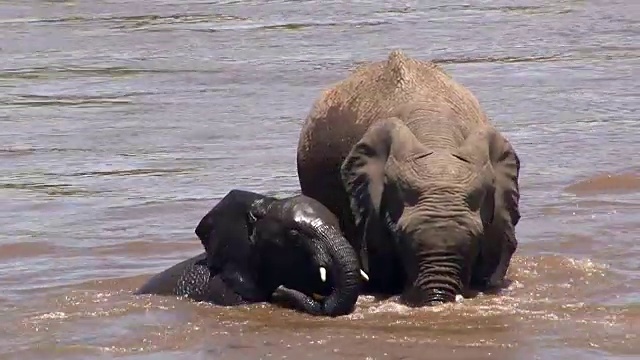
[1, 0, 638, 359]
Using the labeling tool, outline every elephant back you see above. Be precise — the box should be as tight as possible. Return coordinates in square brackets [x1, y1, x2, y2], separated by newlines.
[296, 50, 493, 242]
[298, 50, 490, 168]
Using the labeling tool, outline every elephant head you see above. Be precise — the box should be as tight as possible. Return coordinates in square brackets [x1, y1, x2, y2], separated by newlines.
[341, 116, 515, 306]
[195, 190, 364, 317]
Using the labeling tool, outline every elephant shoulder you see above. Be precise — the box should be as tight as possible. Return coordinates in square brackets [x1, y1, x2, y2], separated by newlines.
[134, 252, 209, 296]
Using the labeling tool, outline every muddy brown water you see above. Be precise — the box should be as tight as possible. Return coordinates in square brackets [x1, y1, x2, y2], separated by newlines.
[1, 0, 638, 359]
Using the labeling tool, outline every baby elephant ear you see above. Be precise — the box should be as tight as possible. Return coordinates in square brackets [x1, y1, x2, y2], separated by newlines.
[194, 190, 263, 269]
[247, 198, 270, 224]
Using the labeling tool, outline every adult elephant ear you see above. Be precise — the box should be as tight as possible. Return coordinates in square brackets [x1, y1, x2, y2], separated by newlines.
[452, 126, 520, 228]
[339, 117, 430, 270]
[452, 126, 521, 288]
[194, 189, 267, 270]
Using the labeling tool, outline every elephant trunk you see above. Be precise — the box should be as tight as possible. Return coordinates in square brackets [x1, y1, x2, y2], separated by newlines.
[405, 251, 462, 307]
[261, 196, 362, 317]
[308, 221, 362, 316]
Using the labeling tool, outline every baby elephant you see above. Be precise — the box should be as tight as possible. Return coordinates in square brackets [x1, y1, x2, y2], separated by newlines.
[135, 189, 367, 317]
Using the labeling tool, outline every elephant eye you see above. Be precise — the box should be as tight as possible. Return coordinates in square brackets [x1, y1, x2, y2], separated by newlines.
[465, 187, 486, 212]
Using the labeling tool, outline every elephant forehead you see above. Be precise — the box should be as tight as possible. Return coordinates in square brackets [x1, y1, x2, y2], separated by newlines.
[398, 207, 482, 242]
[291, 202, 322, 225]
[409, 157, 476, 185]
[289, 196, 340, 229]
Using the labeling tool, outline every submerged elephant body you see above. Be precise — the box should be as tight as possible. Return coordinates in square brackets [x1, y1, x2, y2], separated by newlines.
[135, 252, 248, 305]
[136, 189, 364, 317]
[296, 50, 521, 306]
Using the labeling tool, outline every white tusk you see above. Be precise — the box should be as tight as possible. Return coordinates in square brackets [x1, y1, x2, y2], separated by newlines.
[360, 270, 370, 281]
[319, 267, 327, 282]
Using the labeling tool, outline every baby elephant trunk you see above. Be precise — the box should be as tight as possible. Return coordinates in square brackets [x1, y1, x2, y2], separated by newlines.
[266, 196, 363, 317]
[305, 220, 362, 316]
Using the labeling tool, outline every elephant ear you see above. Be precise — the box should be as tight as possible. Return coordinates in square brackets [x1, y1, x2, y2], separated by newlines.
[451, 128, 497, 226]
[454, 126, 521, 288]
[341, 117, 431, 221]
[340, 117, 431, 269]
[452, 126, 520, 228]
[194, 189, 264, 271]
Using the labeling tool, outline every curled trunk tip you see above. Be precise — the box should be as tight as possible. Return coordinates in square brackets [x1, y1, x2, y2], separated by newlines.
[423, 289, 457, 306]
[309, 223, 361, 317]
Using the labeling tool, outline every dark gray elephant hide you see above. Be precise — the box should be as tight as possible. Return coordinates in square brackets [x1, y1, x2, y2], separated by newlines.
[135, 189, 365, 317]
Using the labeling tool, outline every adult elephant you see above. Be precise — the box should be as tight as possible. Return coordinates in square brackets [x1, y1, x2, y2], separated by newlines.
[135, 189, 366, 317]
[296, 50, 521, 306]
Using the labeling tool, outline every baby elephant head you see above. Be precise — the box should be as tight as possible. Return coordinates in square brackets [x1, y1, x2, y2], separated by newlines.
[248, 194, 366, 317]
[195, 189, 365, 317]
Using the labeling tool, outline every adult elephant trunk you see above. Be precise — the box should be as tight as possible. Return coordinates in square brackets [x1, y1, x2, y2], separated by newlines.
[403, 248, 466, 306]
[253, 196, 363, 317]
[396, 219, 482, 307]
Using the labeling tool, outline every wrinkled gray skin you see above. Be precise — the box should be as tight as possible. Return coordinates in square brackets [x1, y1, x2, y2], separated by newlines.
[296, 50, 521, 306]
[135, 189, 363, 317]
